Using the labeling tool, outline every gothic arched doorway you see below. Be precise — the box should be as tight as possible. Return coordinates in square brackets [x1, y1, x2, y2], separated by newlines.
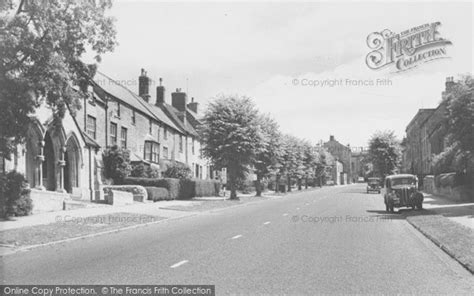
[43, 131, 56, 191]
[65, 134, 81, 195]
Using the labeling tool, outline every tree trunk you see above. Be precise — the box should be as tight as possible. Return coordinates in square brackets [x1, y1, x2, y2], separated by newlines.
[298, 178, 302, 190]
[228, 167, 239, 200]
[255, 174, 262, 197]
[275, 174, 280, 193]
[305, 177, 308, 189]
[287, 175, 291, 192]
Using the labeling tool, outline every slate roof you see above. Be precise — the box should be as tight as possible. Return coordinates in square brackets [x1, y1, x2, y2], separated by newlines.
[92, 71, 182, 133]
[160, 103, 199, 137]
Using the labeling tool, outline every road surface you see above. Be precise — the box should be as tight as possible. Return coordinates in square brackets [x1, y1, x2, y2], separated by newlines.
[1, 184, 473, 294]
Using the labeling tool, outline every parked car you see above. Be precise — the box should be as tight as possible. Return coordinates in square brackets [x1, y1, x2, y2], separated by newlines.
[366, 177, 381, 193]
[357, 177, 365, 183]
[383, 174, 423, 212]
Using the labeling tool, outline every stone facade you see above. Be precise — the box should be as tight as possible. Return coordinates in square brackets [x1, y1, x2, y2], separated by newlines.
[323, 135, 352, 184]
[1, 68, 210, 212]
[402, 77, 453, 179]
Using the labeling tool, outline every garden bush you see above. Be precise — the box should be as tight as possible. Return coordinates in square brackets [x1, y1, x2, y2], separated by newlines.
[0, 171, 32, 218]
[130, 163, 160, 178]
[145, 187, 170, 201]
[103, 145, 132, 184]
[163, 162, 191, 179]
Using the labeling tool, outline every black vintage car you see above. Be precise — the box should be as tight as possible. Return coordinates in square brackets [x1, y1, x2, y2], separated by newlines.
[383, 174, 424, 212]
[366, 177, 381, 193]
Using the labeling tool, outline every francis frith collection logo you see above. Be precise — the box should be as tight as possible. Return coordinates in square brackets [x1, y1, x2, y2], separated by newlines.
[366, 22, 452, 72]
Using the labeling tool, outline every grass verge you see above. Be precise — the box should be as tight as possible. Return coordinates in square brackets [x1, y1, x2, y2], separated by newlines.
[406, 212, 474, 274]
[0, 212, 164, 248]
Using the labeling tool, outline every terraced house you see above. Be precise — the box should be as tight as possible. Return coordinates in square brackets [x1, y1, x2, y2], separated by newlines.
[1, 69, 210, 213]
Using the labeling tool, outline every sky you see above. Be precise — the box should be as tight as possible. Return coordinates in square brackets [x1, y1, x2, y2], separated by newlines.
[90, 0, 473, 147]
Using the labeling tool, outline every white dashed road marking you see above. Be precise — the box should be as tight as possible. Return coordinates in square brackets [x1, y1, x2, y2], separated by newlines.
[283, 213, 289, 216]
[231, 235, 243, 240]
[263, 221, 271, 225]
[170, 260, 188, 268]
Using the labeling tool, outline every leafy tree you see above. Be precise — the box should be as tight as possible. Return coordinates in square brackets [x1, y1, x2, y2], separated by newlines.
[254, 114, 283, 196]
[163, 161, 192, 179]
[103, 146, 131, 184]
[368, 130, 401, 179]
[279, 135, 304, 192]
[433, 75, 474, 175]
[199, 95, 263, 200]
[302, 141, 319, 189]
[0, 0, 117, 157]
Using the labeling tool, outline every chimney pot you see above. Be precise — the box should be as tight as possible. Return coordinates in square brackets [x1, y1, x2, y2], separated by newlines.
[139, 68, 150, 101]
[156, 78, 165, 106]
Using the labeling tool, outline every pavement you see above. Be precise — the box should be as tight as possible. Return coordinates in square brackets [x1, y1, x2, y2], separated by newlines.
[421, 193, 474, 229]
[1, 184, 473, 294]
[0, 200, 199, 232]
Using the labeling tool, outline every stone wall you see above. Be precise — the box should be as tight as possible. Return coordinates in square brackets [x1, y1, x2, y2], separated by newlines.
[424, 174, 474, 202]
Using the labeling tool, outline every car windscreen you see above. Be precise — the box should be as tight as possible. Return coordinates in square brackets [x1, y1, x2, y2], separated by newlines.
[391, 178, 416, 186]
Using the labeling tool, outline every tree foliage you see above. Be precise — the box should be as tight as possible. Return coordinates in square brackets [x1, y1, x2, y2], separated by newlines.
[254, 114, 283, 196]
[433, 75, 474, 175]
[0, 0, 117, 157]
[199, 95, 264, 199]
[368, 130, 401, 178]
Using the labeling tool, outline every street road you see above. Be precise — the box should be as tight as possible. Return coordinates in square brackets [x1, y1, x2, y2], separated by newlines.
[1, 184, 473, 294]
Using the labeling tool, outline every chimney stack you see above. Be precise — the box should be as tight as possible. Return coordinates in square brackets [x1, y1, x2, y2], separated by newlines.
[330, 135, 335, 141]
[445, 76, 455, 92]
[187, 97, 199, 113]
[171, 88, 188, 126]
[138, 68, 151, 102]
[156, 77, 165, 105]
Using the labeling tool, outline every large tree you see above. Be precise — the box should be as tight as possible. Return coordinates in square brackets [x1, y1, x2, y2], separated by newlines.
[368, 130, 401, 179]
[0, 0, 117, 157]
[254, 114, 283, 196]
[199, 95, 264, 200]
[433, 75, 474, 175]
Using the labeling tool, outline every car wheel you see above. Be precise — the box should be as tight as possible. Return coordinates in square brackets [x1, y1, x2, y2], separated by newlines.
[417, 203, 423, 210]
[389, 204, 394, 212]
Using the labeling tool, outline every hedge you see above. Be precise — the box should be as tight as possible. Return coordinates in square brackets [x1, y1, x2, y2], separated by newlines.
[122, 177, 220, 200]
[145, 187, 170, 201]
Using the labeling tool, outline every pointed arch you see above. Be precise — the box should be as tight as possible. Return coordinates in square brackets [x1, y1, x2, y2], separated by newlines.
[65, 132, 83, 194]
[25, 120, 45, 188]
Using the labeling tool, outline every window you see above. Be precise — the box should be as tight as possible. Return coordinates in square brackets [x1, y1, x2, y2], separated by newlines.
[163, 146, 168, 159]
[192, 139, 195, 155]
[149, 119, 152, 134]
[110, 122, 117, 146]
[121, 127, 127, 149]
[86, 115, 96, 139]
[132, 110, 136, 125]
[179, 135, 183, 153]
[117, 102, 121, 118]
[164, 127, 168, 140]
[144, 141, 159, 163]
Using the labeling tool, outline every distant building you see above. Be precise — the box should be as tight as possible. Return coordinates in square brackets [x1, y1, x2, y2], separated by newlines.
[323, 135, 352, 184]
[350, 147, 369, 182]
